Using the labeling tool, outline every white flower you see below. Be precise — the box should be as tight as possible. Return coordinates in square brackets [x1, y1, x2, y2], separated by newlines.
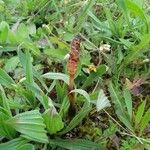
[64, 53, 70, 60]
[143, 59, 149, 63]
[99, 44, 111, 52]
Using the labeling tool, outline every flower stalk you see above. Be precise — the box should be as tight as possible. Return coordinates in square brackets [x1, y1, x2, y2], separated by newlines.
[67, 35, 81, 116]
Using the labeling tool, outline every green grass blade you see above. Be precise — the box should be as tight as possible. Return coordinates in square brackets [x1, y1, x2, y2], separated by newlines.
[139, 108, 150, 135]
[123, 88, 132, 121]
[82, 65, 107, 89]
[25, 50, 33, 85]
[108, 82, 133, 131]
[135, 100, 146, 127]
[108, 82, 124, 113]
[119, 34, 150, 71]
[0, 85, 11, 116]
[125, 0, 149, 32]
[0, 68, 15, 88]
[116, 0, 130, 27]
[59, 89, 91, 134]
[74, 0, 94, 33]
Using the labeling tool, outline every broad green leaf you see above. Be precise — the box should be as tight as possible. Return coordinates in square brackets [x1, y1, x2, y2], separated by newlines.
[82, 65, 107, 89]
[0, 137, 28, 150]
[44, 48, 68, 60]
[42, 72, 69, 85]
[50, 139, 104, 150]
[123, 88, 132, 121]
[0, 21, 9, 43]
[8, 30, 17, 44]
[27, 23, 36, 35]
[0, 110, 16, 139]
[0, 46, 17, 52]
[125, 0, 148, 31]
[4, 56, 19, 72]
[71, 89, 91, 103]
[43, 108, 64, 134]
[96, 89, 111, 111]
[16, 23, 29, 40]
[15, 81, 63, 134]
[7, 110, 48, 143]
[59, 89, 91, 134]
[0, 68, 15, 88]
[49, 36, 69, 50]
[139, 108, 150, 135]
[135, 100, 146, 126]
[18, 143, 35, 150]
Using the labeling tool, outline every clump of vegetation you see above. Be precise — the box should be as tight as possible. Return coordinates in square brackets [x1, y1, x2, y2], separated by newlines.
[0, 0, 150, 149]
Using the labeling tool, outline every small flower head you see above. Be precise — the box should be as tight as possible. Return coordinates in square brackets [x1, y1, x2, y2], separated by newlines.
[99, 44, 111, 52]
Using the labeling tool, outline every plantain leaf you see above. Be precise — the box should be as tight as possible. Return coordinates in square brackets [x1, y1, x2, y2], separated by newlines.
[0, 21, 9, 43]
[50, 138, 104, 150]
[0, 137, 28, 150]
[43, 108, 64, 134]
[18, 143, 35, 150]
[0, 109, 16, 139]
[7, 110, 48, 143]
[4, 56, 19, 73]
[42, 72, 69, 85]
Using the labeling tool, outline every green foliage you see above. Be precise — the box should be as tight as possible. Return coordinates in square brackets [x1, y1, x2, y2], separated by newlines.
[7, 110, 48, 143]
[0, 0, 149, 149]
[50, 139, 104, 150]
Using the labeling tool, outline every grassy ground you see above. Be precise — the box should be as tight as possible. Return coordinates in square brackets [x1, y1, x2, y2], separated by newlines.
[0, 0, 150, 149]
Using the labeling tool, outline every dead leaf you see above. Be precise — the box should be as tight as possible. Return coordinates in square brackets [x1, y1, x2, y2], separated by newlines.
[126, 76, 148, 96]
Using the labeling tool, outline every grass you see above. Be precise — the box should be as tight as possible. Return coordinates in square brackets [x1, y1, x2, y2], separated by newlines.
[0, 0, 150, 149]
